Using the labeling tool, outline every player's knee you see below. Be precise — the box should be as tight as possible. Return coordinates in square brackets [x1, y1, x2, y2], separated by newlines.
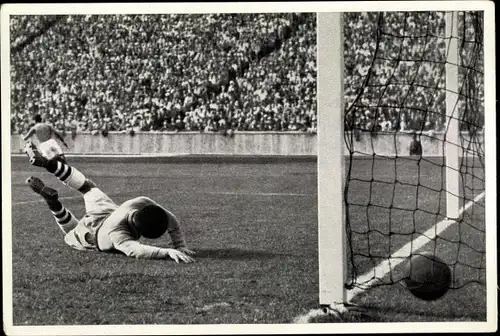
[86, 179, 97, 189]
[78, 179, 98, 194]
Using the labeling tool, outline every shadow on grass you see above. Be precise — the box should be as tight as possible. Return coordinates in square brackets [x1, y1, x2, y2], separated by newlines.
[194, 248, 290, 260]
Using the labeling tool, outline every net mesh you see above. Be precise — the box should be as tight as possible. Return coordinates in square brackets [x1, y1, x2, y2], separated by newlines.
[343, 11, 485, 291]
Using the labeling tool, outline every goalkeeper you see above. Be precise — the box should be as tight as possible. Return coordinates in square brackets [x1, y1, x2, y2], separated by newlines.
[24, 144, 195, 263]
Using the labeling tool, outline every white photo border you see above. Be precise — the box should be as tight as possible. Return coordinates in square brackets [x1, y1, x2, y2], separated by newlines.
[2, 1, 496, 335]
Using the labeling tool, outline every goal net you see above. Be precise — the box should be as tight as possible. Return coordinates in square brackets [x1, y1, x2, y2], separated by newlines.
[318, 11, 485, 307]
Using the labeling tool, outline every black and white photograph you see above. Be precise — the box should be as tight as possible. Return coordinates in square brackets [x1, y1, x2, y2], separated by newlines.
[1, 2, 496, 335]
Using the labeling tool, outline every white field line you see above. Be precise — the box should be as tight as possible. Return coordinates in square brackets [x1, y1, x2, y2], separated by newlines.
[202, 191, 312, 197]
[346, 190, 486, 301]
[292, 191, 485, 323]
[12, 196, 81, 206]
[11, 191, 314, 206]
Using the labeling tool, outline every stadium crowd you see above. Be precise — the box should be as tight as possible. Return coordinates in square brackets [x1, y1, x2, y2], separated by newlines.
[11, 13, 317, 135]
[10, 12, 483, 136]
[343, 11, 484, 134]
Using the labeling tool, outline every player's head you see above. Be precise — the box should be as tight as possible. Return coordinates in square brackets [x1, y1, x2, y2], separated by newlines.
[131, 205, 169, 239]
[34, 115, 42, 123]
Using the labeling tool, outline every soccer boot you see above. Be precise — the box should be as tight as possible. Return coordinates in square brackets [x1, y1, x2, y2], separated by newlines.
[26, 176, 59, 201]
[24, 141, 48, 167]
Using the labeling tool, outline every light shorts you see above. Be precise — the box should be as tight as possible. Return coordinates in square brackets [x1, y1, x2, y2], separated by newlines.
[63, 188, 119, 251]
[82, 188, 118, 233]
[83, 188, 118, 215]
[38, 139, 63, 160]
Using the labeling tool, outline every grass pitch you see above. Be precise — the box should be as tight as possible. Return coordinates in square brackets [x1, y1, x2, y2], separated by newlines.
[9, 155, 486, 325]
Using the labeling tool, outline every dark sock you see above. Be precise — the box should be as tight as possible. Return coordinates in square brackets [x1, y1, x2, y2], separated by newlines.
[46, 199, 63, 212]
[45, 159, 59, 173]
[50, 205, 78, 233]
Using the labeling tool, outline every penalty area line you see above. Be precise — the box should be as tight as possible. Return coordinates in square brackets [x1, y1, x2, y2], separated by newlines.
[12, 195, 81, 205]
[12, 190, 314, 206]
[292, 191, 485, 323]
[202, 191, 313, 197]
[346, 190, 485, 301]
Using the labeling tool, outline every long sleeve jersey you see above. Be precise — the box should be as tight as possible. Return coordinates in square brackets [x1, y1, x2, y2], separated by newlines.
[64, 196, 187, 259]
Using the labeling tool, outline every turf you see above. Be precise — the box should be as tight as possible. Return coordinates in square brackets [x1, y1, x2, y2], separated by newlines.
[8, 155, 486, 325]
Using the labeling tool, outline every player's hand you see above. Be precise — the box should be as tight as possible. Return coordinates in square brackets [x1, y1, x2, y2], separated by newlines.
[176, 247, 196, 257]
[166, 248, 194, 263]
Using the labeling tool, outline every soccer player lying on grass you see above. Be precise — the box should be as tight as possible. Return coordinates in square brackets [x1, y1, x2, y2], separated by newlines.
[23, 114, 68, 163]
[24, 145, 195, 263]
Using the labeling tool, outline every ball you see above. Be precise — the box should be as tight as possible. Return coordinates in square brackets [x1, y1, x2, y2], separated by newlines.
[403, 252, 451, 301]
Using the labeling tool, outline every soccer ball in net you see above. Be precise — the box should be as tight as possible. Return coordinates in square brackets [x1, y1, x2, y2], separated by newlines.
[403, 252, 452, 301]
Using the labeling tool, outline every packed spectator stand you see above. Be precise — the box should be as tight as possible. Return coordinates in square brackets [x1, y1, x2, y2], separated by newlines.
[343, 12, 484, 136]
[11, 13, 316, 136]
[10, 12, 483, 138]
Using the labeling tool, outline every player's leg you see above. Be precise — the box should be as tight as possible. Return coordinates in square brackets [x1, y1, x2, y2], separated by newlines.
[45, 158, 97, 194]
[25, 142, 117, 235]
[24, 141, 44, 166]
[26, 176, 79, 234]
[55, 154, 68, 164]
[43, 154, 117, 220]
[37, 139, 67, 164]
[25, 142, 95, 194]
[48, 139, 67, 164]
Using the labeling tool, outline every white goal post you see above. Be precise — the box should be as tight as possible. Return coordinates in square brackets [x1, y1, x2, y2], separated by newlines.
[317, 12, 346, 307]
[444, 11, 460, 220]
[317, 11, 462, 308]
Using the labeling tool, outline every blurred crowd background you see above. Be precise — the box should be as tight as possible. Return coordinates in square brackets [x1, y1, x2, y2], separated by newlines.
[343, 12, 484, 136]
[10, 12, 483, 137]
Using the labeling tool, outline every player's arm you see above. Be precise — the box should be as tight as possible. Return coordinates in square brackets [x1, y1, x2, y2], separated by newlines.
[162, 206, 196, 256]
[23, 127, 35, 141]
[104, 209, 193, 261]
[112, 235, 194, 262]
[141, 197, 194, 256]
[164, 209, 186, 248]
